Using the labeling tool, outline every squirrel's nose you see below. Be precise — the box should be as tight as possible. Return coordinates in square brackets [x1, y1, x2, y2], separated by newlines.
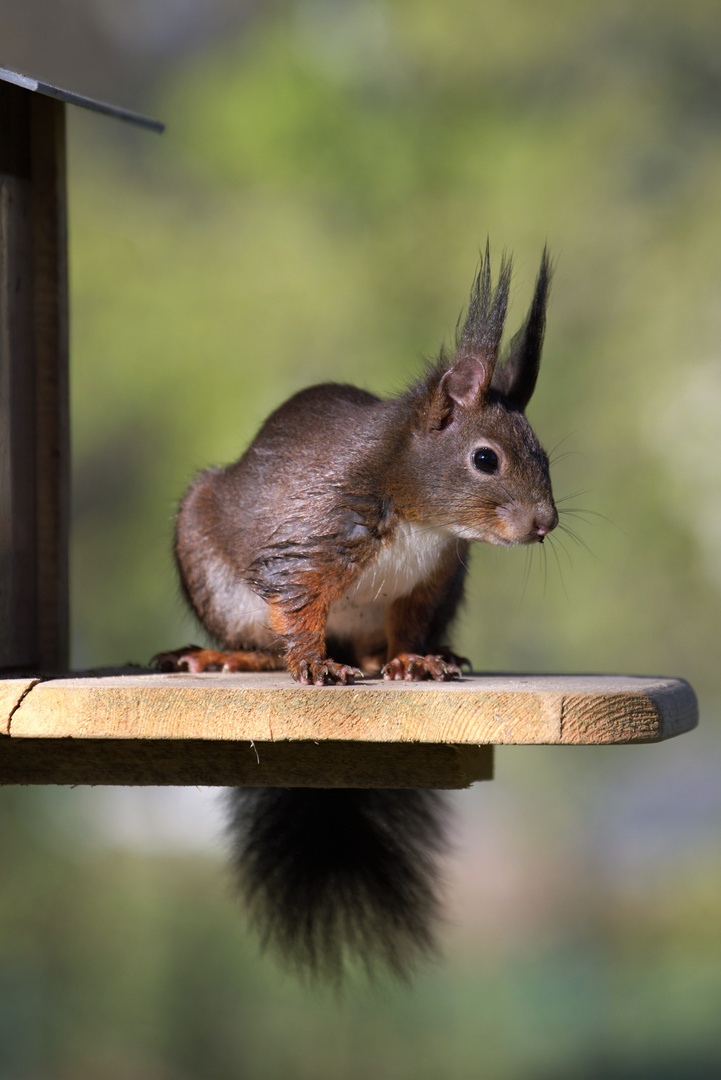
[533, 506, 558, 542]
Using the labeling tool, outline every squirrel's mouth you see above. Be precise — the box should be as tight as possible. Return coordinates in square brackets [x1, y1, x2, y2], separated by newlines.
[447, 521, 515, 546]
[445, 498, 558, 546]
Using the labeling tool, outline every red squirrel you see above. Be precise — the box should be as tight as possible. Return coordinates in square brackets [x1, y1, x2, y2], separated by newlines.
[156, 248, 557, 980]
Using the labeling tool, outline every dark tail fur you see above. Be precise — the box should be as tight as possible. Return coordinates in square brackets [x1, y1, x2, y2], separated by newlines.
[226, 787, 449, 983]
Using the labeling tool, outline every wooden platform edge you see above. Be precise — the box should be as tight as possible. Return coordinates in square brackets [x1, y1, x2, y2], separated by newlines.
[559, 681, 699, 744]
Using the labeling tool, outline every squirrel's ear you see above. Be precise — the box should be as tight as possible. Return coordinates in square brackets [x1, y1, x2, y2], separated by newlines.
[492, 248, 552, 411]
[425, 355, 490, 431]
[438, 355, 492, 411]
[424, 353, 493, 431]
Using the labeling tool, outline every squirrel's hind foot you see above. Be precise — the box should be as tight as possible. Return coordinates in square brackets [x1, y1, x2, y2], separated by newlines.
[382, 653, 462, 682]
[152, 646, 285, 673]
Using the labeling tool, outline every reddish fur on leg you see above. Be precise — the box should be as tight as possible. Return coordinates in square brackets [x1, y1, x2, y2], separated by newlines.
[267, 576, 364, 685]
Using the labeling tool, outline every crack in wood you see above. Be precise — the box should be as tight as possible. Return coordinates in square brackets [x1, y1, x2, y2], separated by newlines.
[4, 677, 44, 735]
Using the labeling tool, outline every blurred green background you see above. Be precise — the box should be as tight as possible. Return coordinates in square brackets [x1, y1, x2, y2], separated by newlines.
[2, 0, 721, 1076]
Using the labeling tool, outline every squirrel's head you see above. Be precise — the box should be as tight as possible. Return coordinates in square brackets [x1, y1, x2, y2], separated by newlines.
[396, 247, 557, 546]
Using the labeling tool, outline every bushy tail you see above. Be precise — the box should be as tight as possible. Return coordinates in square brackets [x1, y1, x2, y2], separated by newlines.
[226, 788, 449, 983]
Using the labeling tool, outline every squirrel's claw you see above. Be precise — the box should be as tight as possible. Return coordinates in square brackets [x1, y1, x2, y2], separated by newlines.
[296, 659, 364, 686]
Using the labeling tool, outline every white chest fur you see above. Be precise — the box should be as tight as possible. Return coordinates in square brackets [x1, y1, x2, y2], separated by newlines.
[347, 521, 453, 603]
[326, 521, 453, 639]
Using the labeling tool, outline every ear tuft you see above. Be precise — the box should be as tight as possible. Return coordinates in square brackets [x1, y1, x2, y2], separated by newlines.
[492, 248, 552, 410]
[456, 242, 513, 366]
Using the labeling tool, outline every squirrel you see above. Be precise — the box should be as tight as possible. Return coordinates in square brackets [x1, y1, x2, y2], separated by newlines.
[155, 247, 557, 981]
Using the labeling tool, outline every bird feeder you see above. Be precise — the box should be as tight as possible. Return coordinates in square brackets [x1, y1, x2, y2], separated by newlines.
[0, 67, 697, 789]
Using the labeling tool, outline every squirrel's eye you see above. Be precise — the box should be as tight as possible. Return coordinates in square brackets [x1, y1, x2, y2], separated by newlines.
[472, 447, 499, 474]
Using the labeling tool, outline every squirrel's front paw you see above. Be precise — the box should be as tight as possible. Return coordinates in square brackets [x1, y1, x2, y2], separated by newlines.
[296, 659, 363, 686]
[382, 653, 462, 682]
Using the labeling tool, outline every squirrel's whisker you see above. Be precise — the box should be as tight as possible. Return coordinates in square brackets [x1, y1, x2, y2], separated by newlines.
[546, 534, 569, 600]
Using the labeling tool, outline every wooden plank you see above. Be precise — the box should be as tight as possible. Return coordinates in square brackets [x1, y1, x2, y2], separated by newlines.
[6, 672, 698, 744]
[5, 671, 696, 744]
[0, 671, 695, 786]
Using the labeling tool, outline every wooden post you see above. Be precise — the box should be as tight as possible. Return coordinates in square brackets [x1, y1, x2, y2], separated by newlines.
[0, 82, 69, 672]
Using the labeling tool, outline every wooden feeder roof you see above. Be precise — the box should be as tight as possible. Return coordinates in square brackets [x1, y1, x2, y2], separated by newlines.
[0, 65, 164, 132]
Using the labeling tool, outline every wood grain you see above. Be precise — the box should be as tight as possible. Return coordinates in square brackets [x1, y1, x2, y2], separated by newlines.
[0, 671, 697, 787]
